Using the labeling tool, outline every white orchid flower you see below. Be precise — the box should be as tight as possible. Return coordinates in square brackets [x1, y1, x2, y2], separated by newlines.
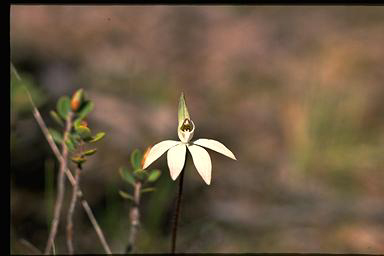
[142, 93, 236, 185]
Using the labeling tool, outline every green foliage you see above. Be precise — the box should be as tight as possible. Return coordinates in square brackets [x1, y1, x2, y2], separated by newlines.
[130, 149, 142, 170]
[69, 134, 79, 148]
[73, 119, 82, 130]
[57, 96, 71, 120]
[119, 167, 135, 186]
[50, 111, 64, 126]
[141, 188, 156, 193]
[119, 190, 134, 201]
[147, 169, 161, 183]
[47, 88, 106, 169]
[65, 138, 76, 152]
[88, 132, 106, 143]
[82, 149, 97, 156]
[75, 125, 92, 140]
[69, 132, 81, 144]
[119, 148, 162, 202]
[48, 128, 63, 144]
[133, 169, 148, 181]
[75, 101, 94, 122]
[71, 89, 94, 128]
[71, 156, 87, 165]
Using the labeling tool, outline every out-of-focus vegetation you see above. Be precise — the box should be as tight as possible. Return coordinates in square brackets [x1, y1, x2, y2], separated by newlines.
[10, 6, 384, 254]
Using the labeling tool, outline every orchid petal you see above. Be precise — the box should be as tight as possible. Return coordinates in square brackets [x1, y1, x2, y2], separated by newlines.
[167, 143, 187, 180]
[193, 138, 236, 160]
[187, 144, 212, 185]
[143, 140, 181, 169]
[177, 119, 195, 143]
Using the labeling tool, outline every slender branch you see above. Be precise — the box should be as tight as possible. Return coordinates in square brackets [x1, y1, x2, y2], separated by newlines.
[80, 197, 112, 254]
[171, 157, 187, 254]
[19, 239, 42, 254]
[66, 165, 81, 255]
[45, 111, 73, 254]
[11, 62, 22, 81]
[125, 181, 142, 253]
[24, 87, 112, 254]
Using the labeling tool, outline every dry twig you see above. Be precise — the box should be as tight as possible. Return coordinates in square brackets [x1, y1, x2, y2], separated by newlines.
[66, 166, 81, 254]
[45, 110, 73, 254]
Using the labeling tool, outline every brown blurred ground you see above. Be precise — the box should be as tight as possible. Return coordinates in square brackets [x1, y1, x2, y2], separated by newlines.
[10, 6, 384, 253]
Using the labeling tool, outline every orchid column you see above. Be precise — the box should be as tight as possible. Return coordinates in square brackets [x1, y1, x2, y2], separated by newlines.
[143, 93, 236, 253]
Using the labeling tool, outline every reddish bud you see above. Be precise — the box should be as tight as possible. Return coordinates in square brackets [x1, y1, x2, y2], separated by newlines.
[71, 88, 84, 112]
[141, 145, 152, 168]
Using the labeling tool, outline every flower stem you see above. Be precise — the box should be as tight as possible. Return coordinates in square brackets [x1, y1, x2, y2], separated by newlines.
[171, 155, 187, 254]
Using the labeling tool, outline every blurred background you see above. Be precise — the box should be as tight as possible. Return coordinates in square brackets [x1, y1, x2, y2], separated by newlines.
[10, 6, 384, 254]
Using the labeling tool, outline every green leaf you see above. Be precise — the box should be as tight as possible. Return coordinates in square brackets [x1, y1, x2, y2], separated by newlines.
[178, 92, 190, 128]
[48, 128, 63, 144]
[74, 100, 94, 124]
[119, 167, 135, 186]
[147, 169, 161, 182]
[83, 148, 97, 156]
[74, 101, 94, 127]
[69, 132, 81, 145]
[73, 118, 82, 129]
[65, 138, 76, 152]
[133, 169, 147, 180]
[75, 125, 92, 140]
[57, 96, 71, 120]
[130, 149, 142, 170]
[88, 132, 106, 143]
[69, 133, 80, 147]
[119, 190, 134, 201]
[71, 156, 86, 165]
[50, 110, 64, 126]
[141, 187, 156, 193]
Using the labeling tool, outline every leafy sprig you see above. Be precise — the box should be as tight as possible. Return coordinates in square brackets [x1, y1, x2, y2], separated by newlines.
[119, 148, 161, 202]
[48, 88, 106, 168]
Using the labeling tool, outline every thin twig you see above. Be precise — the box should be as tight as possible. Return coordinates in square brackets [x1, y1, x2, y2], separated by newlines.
[24, 86, 112, 254]
[80, 198, 112, 254]
[19, 238, 42, 254]
[11, 62, 22, 81]
[66, 165, 81, 255]
[125, 181, 142, 253]
[45, 111, 73, 254]
[171, 157, 187, 254]
[52, 241, 56, 255]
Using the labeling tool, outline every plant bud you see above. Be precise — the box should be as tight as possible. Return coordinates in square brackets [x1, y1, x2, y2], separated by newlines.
[71, 88, 84, 112]
[80, 120, 88, 127]
[141, 145, 152, 168]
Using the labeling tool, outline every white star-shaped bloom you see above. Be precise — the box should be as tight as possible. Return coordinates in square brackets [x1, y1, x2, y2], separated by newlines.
[142, 93, 236, 185]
